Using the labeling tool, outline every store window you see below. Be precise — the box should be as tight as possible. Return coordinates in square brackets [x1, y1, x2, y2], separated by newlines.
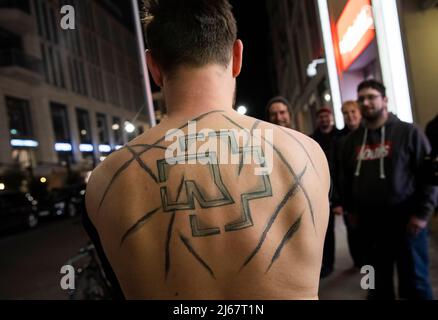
[111, 117, 123, 146]
[96, 113, 111, 160]
[50, 102, 74, 165]
[6, 96, 37, 169]
[96, 113, 109, 145]
[76, 108, 95, 165]
[6, 96, 33, 139]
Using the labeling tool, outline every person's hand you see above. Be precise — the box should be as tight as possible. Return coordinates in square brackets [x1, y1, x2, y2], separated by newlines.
[406, 216, 428, 236]
[332, 206, 344, 216]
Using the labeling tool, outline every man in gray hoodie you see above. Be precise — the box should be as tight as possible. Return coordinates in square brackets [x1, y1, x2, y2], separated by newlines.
[340, 79, 437, 299]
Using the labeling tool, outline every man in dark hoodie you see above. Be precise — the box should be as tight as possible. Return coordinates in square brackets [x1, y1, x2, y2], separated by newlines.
[332, 101, 363, 268]
[340, 79, 437, 299]
[311, 107, 342, 278]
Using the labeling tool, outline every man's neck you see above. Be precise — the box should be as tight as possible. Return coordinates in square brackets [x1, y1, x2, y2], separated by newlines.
[365, 112, 388, 130]
[162, 65, 235, 120]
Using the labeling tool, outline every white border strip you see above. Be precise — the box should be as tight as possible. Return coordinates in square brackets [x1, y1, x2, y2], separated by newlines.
[372, 0, 413, 123]
[317, 0, 344, 129]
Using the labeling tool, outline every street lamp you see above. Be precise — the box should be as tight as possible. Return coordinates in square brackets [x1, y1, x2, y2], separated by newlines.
[307, 58, 326, 78]
[237, 105, 247, 115]
[124, 121, 136, 133]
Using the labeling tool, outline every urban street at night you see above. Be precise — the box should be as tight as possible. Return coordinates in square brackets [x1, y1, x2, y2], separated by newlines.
[0, 0, 437, 304]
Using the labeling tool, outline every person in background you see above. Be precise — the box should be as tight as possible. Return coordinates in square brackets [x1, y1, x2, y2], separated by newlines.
[340, 79, 437, 299]
[311, 107, 342, 278]
[425, 114, 438, 155]
[340, 100, 362, 135]
[332, 101, 363, 268]
[265, 96, 292, 128]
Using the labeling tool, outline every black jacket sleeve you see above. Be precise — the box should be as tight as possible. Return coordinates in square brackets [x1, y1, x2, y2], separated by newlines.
[409, 126, 438, 219]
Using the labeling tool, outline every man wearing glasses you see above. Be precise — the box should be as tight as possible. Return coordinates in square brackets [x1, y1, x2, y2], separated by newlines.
[340, 79, 437, 299]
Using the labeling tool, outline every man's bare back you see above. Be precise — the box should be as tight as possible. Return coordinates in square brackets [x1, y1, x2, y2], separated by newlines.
[86, 110, 330, 299]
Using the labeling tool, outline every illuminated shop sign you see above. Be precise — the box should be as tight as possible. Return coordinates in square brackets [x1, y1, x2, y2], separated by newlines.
[55, 143, 73, 152]
[79, 144, 94, 152]
[10, 139, 39, 148]
[98, 144, 111, 153]
[336, 0, 375, 71]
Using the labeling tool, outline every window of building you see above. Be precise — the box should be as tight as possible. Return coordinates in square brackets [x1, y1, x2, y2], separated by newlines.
[6, 96, 33, 139]
[76, 108, 95, 165]
[76, 108, 93, 144]
[39, 42, 66, 89]
[47, 46, 57, 85]
[96, 113, 109, 145]
[68, 57, 88, 96]
[34, 0, 44, 37]
[111, 117, 123, 146]
[50, 102, 71, 142]
[40, 43, 50, 83]
[50, 102, 73, 165]
[49, 7, 58, 44]
[56, 51, 66, 88]
[104, 74, 119, 106]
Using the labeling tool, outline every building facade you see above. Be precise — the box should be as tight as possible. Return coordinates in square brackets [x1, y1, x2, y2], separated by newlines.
[0, 0, 150, 179]
[266, 0, 330, 135]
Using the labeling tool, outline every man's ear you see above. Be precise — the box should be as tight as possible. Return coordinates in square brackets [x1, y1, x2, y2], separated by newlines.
[146, 50, 163, 87]
[383, 96, 389, 107]
[232, 39, 243, 78]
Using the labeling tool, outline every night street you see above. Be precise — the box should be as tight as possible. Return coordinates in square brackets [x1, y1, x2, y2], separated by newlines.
[0, 0, 437, 301]
[1, 215, 437, 300]
[0, 218, 88, 299]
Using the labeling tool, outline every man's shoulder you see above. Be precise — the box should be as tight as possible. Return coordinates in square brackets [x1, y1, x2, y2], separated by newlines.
[85, 146, 142, 224]
[284, 128, 331, 187]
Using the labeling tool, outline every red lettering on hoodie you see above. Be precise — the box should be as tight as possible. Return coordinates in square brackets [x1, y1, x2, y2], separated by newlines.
[355, 141, 392, 161]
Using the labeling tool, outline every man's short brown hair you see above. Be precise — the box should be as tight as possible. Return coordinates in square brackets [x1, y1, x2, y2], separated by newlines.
[142, 0, 237, 75]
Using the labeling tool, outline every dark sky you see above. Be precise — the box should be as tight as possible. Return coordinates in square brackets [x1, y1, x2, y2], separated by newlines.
[231, 0, 274, 120]
[108, 0, 274, 120]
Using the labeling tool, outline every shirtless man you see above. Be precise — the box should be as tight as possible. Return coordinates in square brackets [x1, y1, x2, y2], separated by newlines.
[85, 0, 330, 300]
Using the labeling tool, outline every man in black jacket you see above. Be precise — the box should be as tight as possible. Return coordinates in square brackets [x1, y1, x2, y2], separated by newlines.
[340, 79, 437, 299]
[311, 107, 342, 278]
[332, 101, 363, 268]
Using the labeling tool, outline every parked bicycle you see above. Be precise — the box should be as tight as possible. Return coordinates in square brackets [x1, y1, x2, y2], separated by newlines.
[66, 242, 113, 300]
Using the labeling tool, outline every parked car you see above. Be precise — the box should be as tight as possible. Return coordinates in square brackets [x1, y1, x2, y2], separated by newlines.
[33, 184, 86, 220]
[0, 191, 39, 234]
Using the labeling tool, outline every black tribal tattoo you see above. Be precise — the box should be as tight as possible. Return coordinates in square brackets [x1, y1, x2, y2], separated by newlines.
[97, 110, 226, 213]
[267, 214, 303, 272]
[106, 110, 318, 279]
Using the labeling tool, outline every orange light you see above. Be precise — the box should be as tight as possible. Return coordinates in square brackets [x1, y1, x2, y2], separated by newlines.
[335, 0, 376, 71]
